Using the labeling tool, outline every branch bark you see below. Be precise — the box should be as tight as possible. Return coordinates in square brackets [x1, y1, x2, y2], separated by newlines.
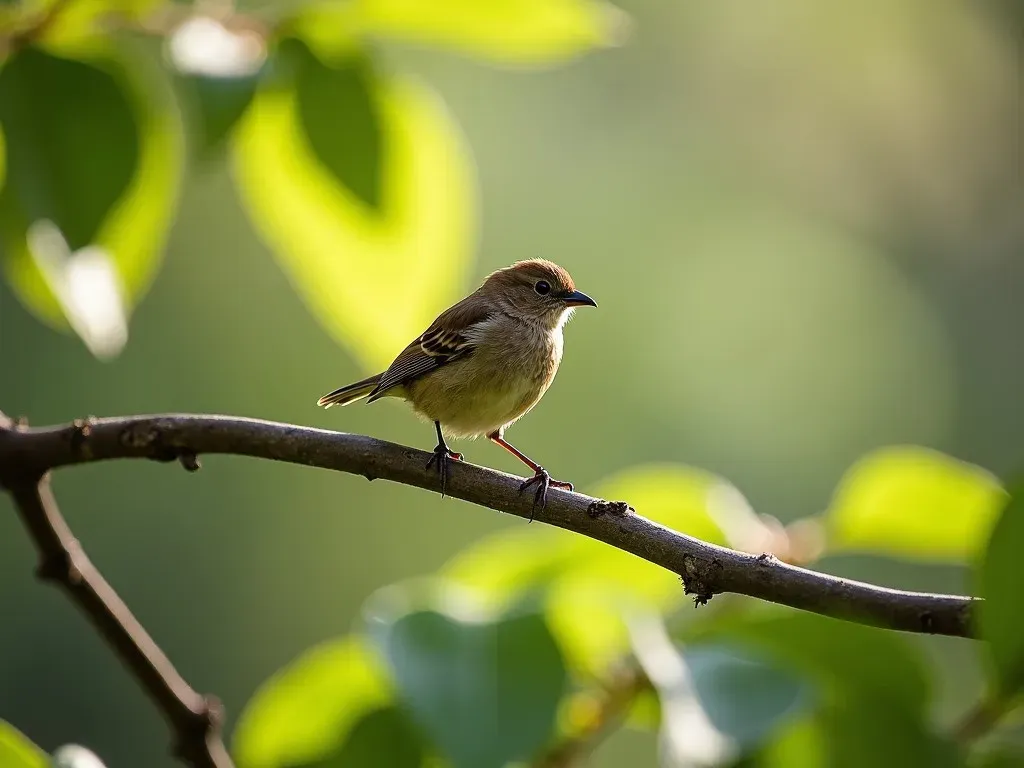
[0, 413, 979, 639]
[0, 466, 232, 767]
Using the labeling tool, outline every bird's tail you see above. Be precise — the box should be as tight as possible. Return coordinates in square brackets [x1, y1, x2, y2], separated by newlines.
[317, 373, 383, 408]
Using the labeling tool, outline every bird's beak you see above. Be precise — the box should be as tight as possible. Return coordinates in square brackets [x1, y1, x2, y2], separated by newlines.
[563, 290, 598, 308]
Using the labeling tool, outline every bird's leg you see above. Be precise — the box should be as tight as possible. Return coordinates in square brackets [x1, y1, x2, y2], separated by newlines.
[426, 421, 463, 497]
[487, 431, 573, 521]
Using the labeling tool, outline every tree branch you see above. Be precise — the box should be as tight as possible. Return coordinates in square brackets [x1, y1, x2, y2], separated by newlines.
[0, 417, 232, 768]
[0, 413, 979, 639]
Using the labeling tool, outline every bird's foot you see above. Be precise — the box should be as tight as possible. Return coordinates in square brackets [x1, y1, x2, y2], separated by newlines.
[519, 468, 574, 522]
[426, 444, 463, 497]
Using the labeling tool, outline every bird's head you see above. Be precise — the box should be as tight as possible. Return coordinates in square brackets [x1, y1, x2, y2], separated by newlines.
[482, 259, 597, 329]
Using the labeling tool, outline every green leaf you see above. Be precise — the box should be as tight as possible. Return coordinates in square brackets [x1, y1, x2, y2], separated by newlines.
[178, 72, 261, 161]
[825, 446, 1005, 562]
[291, 707, 427, 768]
[0, 721, 47, 768]
[817, 698, 963, 768]
[0, 42, 182, 357]
[233, 637, 422, 768]
[747, 716, 826, 768]
[31, 0, 160, 48]
[233, 44, 475, 371]
[0, 47, 138, 252]
[699, 611, 931, 715]
[369, 589, 568, 768]
[292, 0, 630, 67]
[683, 646, 812, 749]
[977, 489, 1024, 696]
[441, 464, 740, 676]
[288, 41, 383, 210]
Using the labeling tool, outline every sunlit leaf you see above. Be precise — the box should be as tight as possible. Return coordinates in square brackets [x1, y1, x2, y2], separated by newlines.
[291, 707, 427, 768]
[233, 637, 422, 768]
[977, 489, 1024, 696]
[748, 716, 826, 768]
[233, 44, 475, 371]
[0, 42, 182, 356]
[367, 584, 567, 768]
[293, 0, 630, 67]
[825, 446, 1006, 562]
[442, 464, 739, 676]
[0, 721, 47, 768]
[31, 0, 160, 48]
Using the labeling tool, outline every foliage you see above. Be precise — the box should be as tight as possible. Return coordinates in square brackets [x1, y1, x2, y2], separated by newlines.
[2, 0, 1023, 766]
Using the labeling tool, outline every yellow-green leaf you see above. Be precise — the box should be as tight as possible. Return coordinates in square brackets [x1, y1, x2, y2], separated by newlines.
[825, 446, 1006, 562]
[232, 54, 475, 371]
[293, 0, 630, 67]
[233, 637, 398, 768]
[442, 463, 737, 676]
[0, 721, 47, 768]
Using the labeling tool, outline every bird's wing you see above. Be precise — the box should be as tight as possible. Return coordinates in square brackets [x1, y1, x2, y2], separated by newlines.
[366, 297, 491, 402]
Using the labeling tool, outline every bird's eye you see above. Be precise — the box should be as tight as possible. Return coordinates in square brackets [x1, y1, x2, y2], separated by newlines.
[535, 280, 551, 296]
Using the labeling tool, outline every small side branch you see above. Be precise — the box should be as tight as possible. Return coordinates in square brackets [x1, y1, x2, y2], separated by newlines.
[1, 465, 232, 768]
[0, 413, 980, 638]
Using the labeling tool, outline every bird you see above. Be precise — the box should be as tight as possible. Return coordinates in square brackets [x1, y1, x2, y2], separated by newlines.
[317, 259, 597, 517]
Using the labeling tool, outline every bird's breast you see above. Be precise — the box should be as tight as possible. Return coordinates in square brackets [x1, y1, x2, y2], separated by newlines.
[408, 318, 564, 438]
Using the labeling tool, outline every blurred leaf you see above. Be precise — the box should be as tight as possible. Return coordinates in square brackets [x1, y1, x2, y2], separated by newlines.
[817, 697, 963, 768]
[233, 43, 475, 371]
[969, 748, 1024, 768]
[32, 0, 160, 48]
[178, 72, 261, 161]
[683, 645, 812, 749]
[978, 489, 1024, 696]
[294, 707, 427, 768]
[825, 446, 1005, 562]
[370, 594, 567, 768]
[0, 721, 47, 768]
[697, 611, 931, 714]
[0, 47, 138, 251]
[290, 41, 383, 210]
[442, 464, 738, 676]
[746, 716, 826, 768]
[234, 637, 416, 768]
[0, 42, 182, 355]
[293, 0, 630, 67]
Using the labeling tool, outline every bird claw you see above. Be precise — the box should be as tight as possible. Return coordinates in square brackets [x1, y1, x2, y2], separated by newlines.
[426, 445, 463, 497]
[518, 468, 573, 522]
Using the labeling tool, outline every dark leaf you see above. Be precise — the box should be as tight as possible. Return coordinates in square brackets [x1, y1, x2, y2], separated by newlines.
[286, 39, 383, 210]
[374, 606, 568, 768]
[978, 488, 1024, 695]
[0, 46, 138, 251]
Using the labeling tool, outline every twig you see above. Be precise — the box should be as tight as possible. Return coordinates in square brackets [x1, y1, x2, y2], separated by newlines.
[0, 413, 980, 638]
[0, 418, 232, 768]
[534, 664, 650, 767]
[954, 693, 1013, 744]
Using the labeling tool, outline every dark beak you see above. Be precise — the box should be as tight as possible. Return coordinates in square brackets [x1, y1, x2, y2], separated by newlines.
[563, 290, 597, 308]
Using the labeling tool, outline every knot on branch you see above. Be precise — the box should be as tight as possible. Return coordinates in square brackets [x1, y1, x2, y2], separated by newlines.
[36, 538, 85, 585]
[119, 420, 201, 471]
[681, 554, 722, 606]
[587, 499, 633, 519]
[68, 417, 95, 458]
[172, 694, 226, 764]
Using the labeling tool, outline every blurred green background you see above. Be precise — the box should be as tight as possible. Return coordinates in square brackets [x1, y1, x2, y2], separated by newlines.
[2, 0, 1023, 765]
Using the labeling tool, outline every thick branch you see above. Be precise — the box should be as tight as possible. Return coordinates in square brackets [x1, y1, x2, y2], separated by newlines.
[0, 424, 232, 767]
[0, 413, 979, 638]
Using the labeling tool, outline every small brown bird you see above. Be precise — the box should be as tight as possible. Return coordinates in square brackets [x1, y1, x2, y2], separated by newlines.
[317, 259, 597, 514]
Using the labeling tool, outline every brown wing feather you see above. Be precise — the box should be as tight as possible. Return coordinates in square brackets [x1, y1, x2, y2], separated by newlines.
[366, 294, 491, 403]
